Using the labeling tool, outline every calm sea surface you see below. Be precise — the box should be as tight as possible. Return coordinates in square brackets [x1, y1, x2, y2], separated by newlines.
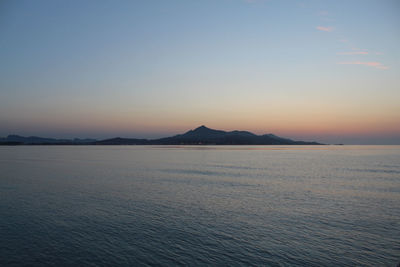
[0, 145, 399, 266]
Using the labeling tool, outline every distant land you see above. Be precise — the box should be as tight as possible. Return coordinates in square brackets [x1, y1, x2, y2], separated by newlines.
[0, 135, 97, 145]
[0, 126, 323, 145]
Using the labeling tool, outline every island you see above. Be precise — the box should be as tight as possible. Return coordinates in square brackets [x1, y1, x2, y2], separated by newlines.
[0, 125, 323, 145]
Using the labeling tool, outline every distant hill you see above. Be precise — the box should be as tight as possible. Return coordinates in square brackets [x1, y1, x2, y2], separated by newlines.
[0, 126, 323, 145]
[95, 137, 149, 145]
[97, 125, 323, 145]
[0, 135, 96, 145]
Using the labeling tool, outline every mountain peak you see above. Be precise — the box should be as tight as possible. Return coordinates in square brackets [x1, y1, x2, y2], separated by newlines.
[194, 125, 210, 131]
[181, 125, 226, 138]
[191, 125, 224, 134]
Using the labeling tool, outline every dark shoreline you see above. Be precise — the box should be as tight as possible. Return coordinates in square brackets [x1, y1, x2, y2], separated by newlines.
[5, 144, 399, 146]
[0, 125, 324, 146]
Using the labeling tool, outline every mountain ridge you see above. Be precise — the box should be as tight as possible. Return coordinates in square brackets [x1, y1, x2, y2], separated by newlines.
[0, 126, 323, 145]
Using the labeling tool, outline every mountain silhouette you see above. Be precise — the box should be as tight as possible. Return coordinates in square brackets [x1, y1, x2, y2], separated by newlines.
[97, 125, 323, 145]
[1, 126, 323, 145]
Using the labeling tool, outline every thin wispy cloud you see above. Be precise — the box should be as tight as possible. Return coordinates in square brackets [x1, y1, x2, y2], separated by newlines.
[337, 51, 369, 55]
[316, 26, 334, 32]
[314, 10, 387, 71]
[338, 61, 389, 70]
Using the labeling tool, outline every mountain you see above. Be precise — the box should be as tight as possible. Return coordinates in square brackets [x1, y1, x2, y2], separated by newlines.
[97, 125, 323, 145]
[0, 126, 323, 145]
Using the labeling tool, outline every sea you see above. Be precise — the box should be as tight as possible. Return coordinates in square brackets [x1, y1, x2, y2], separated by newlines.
[0, 145, 399, 266]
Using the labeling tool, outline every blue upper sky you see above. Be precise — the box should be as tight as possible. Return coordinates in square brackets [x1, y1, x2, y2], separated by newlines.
[0, 0, 399, 144]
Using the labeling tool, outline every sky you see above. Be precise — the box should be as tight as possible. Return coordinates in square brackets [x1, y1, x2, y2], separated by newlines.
[0, 0, 399, 144]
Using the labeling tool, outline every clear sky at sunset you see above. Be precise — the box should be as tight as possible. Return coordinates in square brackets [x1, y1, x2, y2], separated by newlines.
[0, 0, 399, 144]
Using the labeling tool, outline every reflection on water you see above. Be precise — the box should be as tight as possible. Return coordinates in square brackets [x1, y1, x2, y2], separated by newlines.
[0, 145, 399, 266]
